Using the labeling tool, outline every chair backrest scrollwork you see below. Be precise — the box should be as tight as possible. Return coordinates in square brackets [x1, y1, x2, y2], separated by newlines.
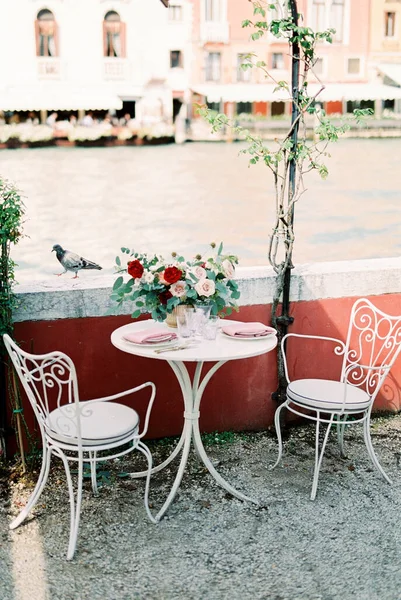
[341, 298, 401, 400]
[3, 334, 81, 441]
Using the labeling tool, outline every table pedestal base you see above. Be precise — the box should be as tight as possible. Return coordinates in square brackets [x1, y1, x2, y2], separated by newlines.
[130, 360, 259, 520]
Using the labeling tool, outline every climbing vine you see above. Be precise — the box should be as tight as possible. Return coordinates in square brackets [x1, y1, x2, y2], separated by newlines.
[198, 0, 372, 401]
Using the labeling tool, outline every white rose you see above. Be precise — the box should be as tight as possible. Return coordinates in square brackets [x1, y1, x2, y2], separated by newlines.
[205, 261, 219, 275]
[221, 259, 235, 279]
[194, 278, 215, 297]
[143, 270, 155, 284]
[170, 281, 188, 298]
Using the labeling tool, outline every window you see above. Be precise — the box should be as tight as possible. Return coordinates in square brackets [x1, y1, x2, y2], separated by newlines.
[35, 9, 58, 57]
[385, 12, 396, 37]
[347, 57, 360, 75]
[169, 5, 183, 21]
[312, 0, 346, 42]
[237, 54, 252, 82]
[170, 50, 183, 68]
[205, 52, 221, 82]
[270, 0, 289, 20]
[103, 11, 126, 58]
[331, 0, 344, 42]
[236, 102, 253, 115]
[312, 0, 326, 32]
[314, 57, 324, 75]
[205, 0, 221, 22]
[271, 53, 284, 69]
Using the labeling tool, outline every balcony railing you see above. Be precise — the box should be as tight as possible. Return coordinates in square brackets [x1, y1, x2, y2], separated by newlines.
[37, 58, 61, 79]
[103, 59, 129, 81]
[200, 21, 229, 44]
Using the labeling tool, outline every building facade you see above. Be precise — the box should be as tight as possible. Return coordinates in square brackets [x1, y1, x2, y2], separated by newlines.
[189, 0, 401, 118]
[0, 0, 191, 123]
[369, 0, 401, 110]
[2, 0, 401, 125]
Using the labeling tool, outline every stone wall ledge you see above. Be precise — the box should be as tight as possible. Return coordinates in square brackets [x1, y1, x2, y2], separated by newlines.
[13, 256, 401, 323]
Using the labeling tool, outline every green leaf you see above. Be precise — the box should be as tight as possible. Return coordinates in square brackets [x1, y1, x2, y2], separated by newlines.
[113, 276, 124, 291]
[115, 256, 121, 267]
[124, 280, 134, 293]
[131, 310, 141, 319]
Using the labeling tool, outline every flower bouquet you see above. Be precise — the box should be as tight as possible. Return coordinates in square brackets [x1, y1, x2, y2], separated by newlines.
[110, 242, 240, 322]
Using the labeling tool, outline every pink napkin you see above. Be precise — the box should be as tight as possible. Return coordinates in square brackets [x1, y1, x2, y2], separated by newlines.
[123, 328, 178, 344]
[221, 322, 276, 338]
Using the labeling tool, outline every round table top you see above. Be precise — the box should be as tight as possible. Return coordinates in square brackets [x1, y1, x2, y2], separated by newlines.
[111, 319, 278, 363]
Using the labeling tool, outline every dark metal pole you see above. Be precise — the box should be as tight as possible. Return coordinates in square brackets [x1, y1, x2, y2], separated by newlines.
[273, 0, 300, 403]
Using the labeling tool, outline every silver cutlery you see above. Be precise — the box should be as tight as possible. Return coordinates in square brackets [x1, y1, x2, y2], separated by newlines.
[154, 342, 198, 354]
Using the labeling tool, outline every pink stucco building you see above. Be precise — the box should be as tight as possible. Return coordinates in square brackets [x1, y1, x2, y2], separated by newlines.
[187, 0, 401, 118]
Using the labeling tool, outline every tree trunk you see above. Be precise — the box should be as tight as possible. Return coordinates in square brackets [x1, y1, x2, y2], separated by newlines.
[272, 0, 300, 404]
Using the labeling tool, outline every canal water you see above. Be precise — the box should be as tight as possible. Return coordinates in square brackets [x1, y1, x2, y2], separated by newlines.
[1, 138, 401, 282]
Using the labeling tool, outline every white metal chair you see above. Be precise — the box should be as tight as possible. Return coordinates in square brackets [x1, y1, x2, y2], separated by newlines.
[3, 334, 158, 560]
[272, 298, 401, 500]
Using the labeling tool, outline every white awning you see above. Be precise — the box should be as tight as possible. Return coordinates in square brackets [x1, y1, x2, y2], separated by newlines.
[377, 63, 401, 87]
[0, 85, 123, 111]
[192, 84, 289, 103]
[192, 82, 401, 103]
[319, 83, 401, 101]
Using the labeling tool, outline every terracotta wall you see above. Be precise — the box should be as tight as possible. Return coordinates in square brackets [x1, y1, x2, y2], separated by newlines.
[8, 293, 401, 454]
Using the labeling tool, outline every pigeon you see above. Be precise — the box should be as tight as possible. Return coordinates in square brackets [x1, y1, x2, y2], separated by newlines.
[52, 244, 102, 279]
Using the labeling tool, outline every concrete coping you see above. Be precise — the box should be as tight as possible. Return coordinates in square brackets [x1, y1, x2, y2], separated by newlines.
[12, 256, 401, 322]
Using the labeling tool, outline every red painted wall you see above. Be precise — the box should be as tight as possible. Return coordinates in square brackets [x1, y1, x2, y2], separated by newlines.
[8, 294, 401, 453]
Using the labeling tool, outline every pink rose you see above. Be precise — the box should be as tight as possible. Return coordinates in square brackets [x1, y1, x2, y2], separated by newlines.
[195, 279, 215, 297]
[222, 259, 235, 279]
[192, 266, 207, 280]
[170, 281, 188, 298]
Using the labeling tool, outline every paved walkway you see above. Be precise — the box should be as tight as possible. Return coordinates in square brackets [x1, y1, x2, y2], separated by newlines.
[1, 415, 401, 600]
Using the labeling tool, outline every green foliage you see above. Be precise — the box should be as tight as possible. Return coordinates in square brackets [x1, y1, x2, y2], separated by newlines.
[0, 178, 25, 338]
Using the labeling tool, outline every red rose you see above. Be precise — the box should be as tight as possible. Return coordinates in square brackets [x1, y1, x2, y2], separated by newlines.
[163, 266, 183, 284]
[159, 291, 173, 305]
[127, 260, 144, 279]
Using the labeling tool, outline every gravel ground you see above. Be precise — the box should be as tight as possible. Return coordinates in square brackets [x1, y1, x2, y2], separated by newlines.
[1, 415, 401, 600]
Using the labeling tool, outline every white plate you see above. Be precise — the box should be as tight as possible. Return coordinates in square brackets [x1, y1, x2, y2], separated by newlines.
[221, 331, 276, 341]
[123, 337, 178, 348]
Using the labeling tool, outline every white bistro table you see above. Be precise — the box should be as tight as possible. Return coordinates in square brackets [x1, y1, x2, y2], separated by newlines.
[111, 319, 277, 520]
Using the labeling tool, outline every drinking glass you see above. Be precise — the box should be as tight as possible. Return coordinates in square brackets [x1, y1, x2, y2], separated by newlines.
[176, 312, 192, 338]
[176, 307, 196, 338]
[203, 316, 219, 340]
[194, 304, 212, 336]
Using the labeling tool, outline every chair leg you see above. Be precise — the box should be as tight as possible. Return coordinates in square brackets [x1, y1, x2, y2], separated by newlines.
[363, 416, 392, 484]
[336, 414, 347, 458]
[137, 441, 158, 525]
[10, 445, 52, 530]
[311, 413, 334, 501]
[89, 451, 98, 495]
[270, 402, 287, 470]
[58, 451, 84, 561]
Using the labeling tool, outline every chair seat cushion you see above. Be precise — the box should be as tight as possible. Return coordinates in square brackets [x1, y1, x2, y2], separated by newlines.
[287, 379, 370, 411]
[46, 401, 140, 446]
